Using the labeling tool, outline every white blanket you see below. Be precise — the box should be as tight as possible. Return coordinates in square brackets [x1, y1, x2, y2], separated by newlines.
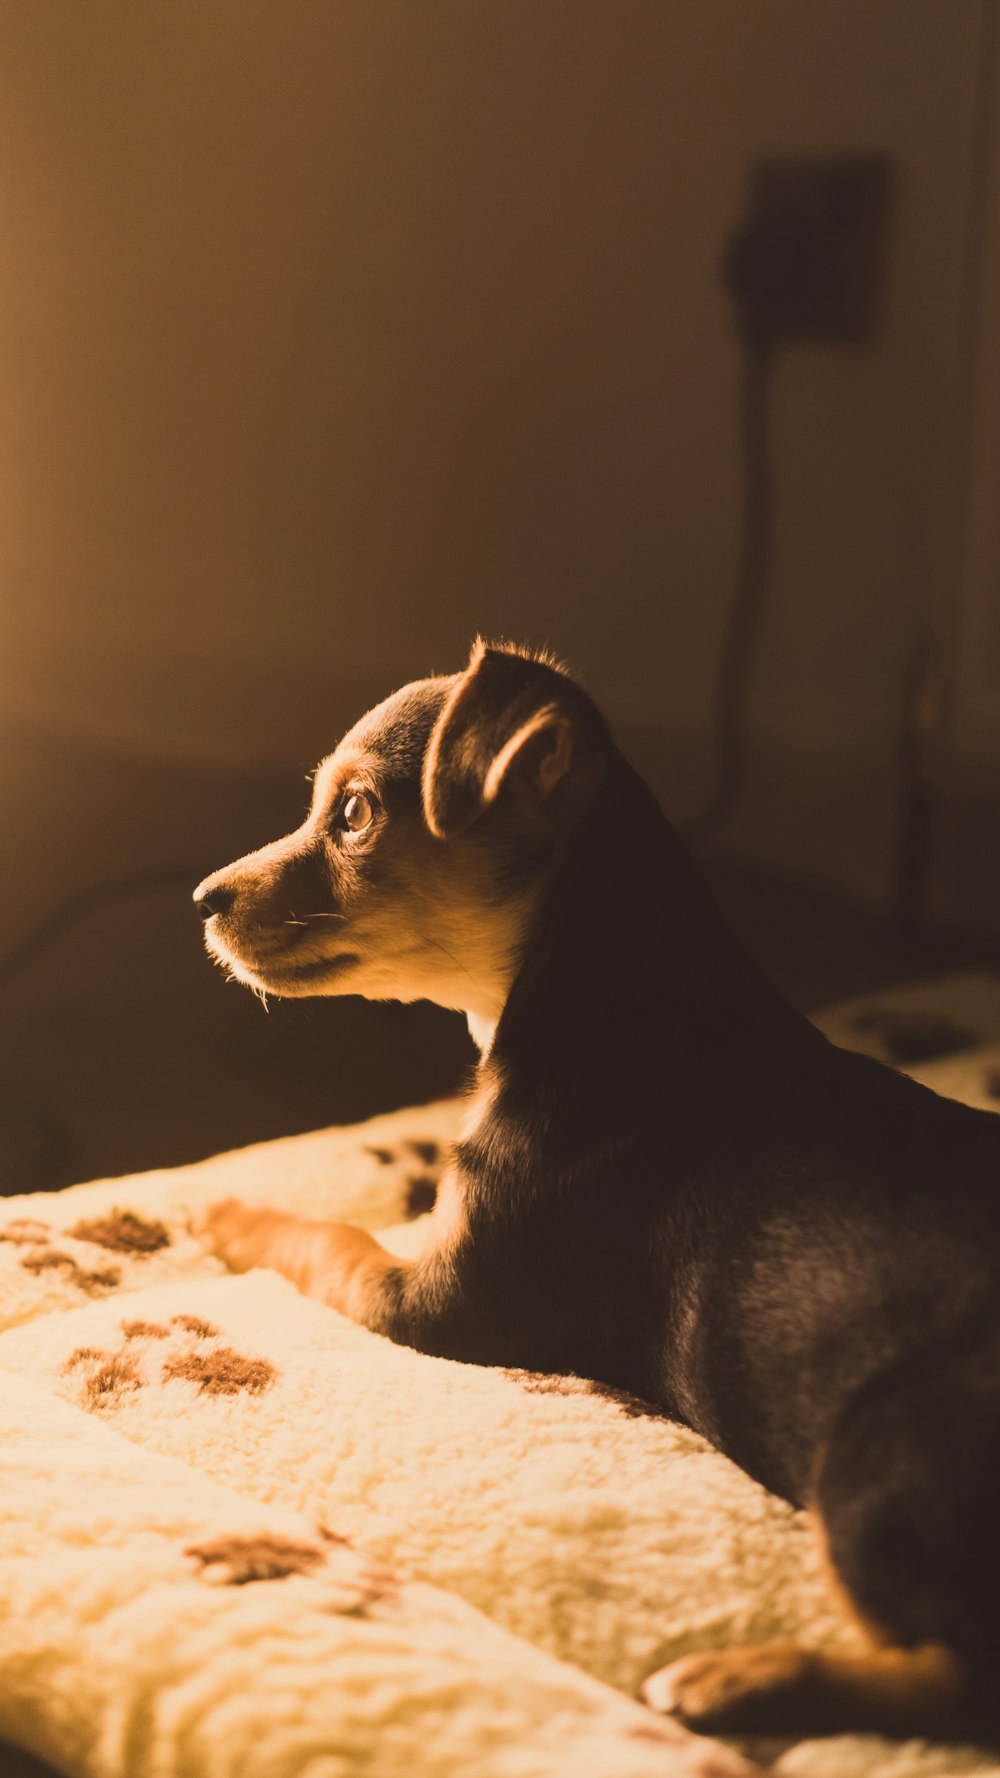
[3, 975, 1000, 1778]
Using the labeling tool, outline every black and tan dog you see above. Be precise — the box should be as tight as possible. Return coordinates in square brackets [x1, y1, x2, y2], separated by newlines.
[194, 640, 1000, 1743]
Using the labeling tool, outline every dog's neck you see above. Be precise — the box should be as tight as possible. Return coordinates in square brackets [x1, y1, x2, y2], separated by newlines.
[489, 749, 817, 1111]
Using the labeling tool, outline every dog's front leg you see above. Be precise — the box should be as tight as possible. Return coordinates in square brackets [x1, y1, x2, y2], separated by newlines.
[195, 1201, 407, 1333]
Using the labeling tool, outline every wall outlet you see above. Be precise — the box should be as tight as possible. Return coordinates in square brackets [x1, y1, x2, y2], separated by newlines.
[724, 154, 895, 344]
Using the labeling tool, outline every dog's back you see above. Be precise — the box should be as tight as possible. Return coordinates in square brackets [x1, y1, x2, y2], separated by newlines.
[645, 1048, 1000, 1504]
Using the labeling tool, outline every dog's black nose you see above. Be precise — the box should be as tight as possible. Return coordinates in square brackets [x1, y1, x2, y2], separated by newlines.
[194, 884, 236, 922]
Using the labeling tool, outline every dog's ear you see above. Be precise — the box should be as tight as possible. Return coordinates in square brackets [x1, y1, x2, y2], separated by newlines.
[422, 641, 590, 838]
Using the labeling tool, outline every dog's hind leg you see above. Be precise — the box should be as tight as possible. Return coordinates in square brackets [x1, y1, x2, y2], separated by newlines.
[641, 1636, 968, 1739]
[643, 1333, 1000, 1740]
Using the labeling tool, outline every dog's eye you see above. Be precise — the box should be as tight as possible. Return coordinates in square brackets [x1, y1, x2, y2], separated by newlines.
[341, 791, 374, 833]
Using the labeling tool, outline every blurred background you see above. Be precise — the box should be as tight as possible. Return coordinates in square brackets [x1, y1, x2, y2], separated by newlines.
[2, 0, 999, 1194]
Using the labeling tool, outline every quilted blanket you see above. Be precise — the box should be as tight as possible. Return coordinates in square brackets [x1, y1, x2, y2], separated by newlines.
[3, 973, 1000, 1778]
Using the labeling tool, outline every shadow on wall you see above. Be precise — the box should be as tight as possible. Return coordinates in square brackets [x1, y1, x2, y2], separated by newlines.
[1, 0, 986, 893]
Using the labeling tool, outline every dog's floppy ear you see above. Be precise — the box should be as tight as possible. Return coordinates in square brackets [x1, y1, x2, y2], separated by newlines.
[422, 640, 588, 838]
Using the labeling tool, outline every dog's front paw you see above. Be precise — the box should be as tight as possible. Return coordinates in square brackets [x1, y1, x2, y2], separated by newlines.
[193, 1199, 285, 1274]
[641, 1643, 815, 1735]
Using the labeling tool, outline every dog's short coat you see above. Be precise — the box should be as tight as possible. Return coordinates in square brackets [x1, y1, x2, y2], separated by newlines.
[195, 640, 1000, 1742]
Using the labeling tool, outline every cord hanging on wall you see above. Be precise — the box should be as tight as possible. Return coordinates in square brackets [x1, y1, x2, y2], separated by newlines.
[684, 154, 895, 846]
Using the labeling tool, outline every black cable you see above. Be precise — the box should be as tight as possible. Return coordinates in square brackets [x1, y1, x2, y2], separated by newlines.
[682, 334, 775, 842]
[0, 866, 197, 993]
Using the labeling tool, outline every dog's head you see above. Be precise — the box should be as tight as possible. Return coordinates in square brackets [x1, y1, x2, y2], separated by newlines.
[194, 641, 608, 1027]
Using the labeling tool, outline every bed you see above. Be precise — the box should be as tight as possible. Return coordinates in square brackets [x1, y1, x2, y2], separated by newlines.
[3, 973, 1000, 1778]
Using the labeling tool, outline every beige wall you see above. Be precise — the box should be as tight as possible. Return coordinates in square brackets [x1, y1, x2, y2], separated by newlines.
[0, 0, 988, 899]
